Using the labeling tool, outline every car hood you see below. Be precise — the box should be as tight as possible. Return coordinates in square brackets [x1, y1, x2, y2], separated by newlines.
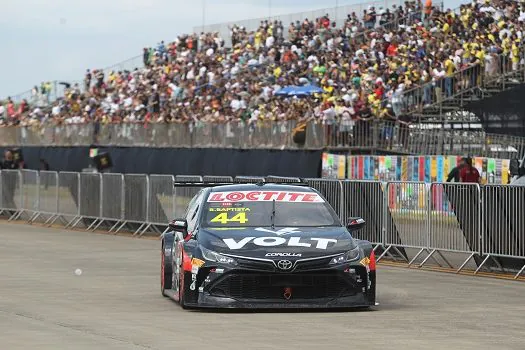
[198, 226, 355, 259]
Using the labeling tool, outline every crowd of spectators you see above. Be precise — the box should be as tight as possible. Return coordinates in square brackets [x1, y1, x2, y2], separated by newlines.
[1, 0, 524, 143]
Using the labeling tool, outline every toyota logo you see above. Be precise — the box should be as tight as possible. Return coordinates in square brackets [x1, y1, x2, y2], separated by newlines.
[277, 260, 293, 271]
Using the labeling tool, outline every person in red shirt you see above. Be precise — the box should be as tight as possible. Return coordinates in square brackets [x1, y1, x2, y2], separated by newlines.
[386, 42, 398, 57]
[459, 158, 480, 183]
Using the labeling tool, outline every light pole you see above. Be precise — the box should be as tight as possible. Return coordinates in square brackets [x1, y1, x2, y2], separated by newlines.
[201, 0, 206, 32]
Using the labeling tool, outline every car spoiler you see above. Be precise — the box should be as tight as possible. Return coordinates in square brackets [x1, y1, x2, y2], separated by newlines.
[173, 175, 310, 188]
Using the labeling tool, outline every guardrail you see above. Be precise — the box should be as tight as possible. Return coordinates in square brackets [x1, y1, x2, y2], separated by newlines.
[1, 120, 525, 159]
[1, 170, 523, 278]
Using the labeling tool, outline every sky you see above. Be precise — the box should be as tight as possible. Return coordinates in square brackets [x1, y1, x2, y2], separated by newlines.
[0, 0, 460, 99]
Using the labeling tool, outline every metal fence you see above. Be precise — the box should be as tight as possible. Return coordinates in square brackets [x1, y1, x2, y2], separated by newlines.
[2, 120, 525, 159]
[1, 170, 524, 278]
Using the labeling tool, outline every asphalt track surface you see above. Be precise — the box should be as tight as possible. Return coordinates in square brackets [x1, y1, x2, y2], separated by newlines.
[1, 223, 524, 350]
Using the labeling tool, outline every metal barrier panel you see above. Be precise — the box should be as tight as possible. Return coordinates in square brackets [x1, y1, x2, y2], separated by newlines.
[101, 173, 124, 221]
[234, 176, 265, 184]
[123, 174, 149, 223]
[0, 170, 22, 212]
[2, 120, 525, 159]
[265, 176, 302, 183]
[174, 185, 202, 218]
[20, 170, 39, 218]
[37, 171, 59, 219]
[306, 179, 343, 219]
[149, 175, 174, 225]
[175, 175, 203, 183]
[202, 175, 234, 183]
[482, 185, 525, 259]
[57, 172, 80, 218]
[385, 182, 428, 249]
[429, 183, 481, 254]
[341, 181, 384, 246]
[0, 127, 20, 146]
[79, 173, 102, 219]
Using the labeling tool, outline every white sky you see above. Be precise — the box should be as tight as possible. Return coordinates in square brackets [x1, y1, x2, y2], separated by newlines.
[0, 0, 461, 98]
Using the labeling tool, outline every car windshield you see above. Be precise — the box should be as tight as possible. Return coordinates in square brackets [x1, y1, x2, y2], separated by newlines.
[201, 189, 340, 227]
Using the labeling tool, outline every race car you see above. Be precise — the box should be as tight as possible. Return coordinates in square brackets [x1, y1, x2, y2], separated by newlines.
[160, 182, 376, 309]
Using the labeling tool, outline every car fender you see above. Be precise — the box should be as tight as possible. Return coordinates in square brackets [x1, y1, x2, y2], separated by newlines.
[354, 239, 373, 257]
[181, 240, 199, 272]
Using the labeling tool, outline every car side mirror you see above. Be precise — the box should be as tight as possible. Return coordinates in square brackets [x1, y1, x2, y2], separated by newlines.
[347, 217, 366, 231]
[169, 219, 188, 238]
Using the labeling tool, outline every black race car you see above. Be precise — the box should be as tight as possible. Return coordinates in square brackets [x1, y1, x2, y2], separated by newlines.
[160, 182, 376, 309]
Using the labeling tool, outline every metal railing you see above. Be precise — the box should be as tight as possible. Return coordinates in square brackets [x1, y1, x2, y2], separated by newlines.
[396, 53, 525, 118]
[2, 120, 524, 159]
[1, 170, 524, 278]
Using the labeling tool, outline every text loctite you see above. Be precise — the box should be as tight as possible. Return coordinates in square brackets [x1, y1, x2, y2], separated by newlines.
[207, 191, 324, 203]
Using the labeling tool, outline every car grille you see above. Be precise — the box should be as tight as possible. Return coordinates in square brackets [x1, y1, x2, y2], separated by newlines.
[235, 257, 276, 272]
[208, 271, 358, 300]
[294, 256, 334, 271]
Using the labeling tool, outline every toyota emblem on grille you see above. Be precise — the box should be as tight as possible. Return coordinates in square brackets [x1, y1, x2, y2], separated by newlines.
[277, 260, 293, 271]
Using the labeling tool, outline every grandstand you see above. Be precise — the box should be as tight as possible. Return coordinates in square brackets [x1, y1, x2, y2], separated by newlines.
[1, 0, 524, 159]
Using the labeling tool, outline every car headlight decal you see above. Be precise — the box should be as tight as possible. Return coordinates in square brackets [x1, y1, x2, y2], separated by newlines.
[201, 246, 238, 266]
[329, 246, 360, 265]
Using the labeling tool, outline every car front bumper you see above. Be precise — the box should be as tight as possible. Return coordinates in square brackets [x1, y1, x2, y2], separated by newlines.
[184, 292, 375, 309]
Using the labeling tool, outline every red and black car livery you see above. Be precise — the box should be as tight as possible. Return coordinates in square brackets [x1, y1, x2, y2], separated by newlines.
[161, 182, 376, 309]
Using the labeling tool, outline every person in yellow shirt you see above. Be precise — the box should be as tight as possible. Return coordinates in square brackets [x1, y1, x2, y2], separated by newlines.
[254, 30, 262, 50]
[503, 36, 511, 54]
[445, 57, 455, 76]
[511, 40, 520, 71]
[322, 85, 334, 102]
[444, 57, 455, 97]
[108, 71, 116, 84]
[267, 25, 273, 37]
[273, 65, 282, 78]
[442, 20, 450, 35]
[475, 48, 485, 63]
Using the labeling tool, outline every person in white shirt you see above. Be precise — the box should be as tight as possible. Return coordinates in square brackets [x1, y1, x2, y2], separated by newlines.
[265, 35, 275, 48]
[432, 65, 446, 104]
[230, 96, 241, 112]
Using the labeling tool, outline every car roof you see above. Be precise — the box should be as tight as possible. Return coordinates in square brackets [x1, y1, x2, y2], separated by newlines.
[208, 183, 315, 193]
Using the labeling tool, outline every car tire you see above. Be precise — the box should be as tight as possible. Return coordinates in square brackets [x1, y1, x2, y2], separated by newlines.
[161, 245, 172, 296]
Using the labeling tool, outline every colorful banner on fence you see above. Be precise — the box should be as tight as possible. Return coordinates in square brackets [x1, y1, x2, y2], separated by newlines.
[345, 155, 511, 184]
[322, 153, 346, 179]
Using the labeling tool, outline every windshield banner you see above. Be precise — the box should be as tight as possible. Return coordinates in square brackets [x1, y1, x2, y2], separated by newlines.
[207, 191, 324, 203]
